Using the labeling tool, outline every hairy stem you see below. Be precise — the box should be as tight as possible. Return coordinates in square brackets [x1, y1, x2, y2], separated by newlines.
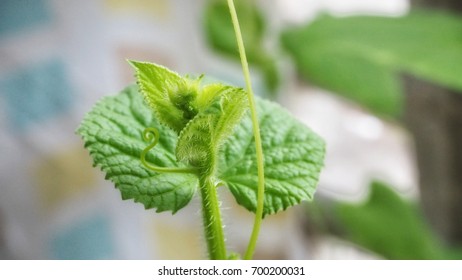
[227, 0, 266, 260]
[199, 174, 227, 260]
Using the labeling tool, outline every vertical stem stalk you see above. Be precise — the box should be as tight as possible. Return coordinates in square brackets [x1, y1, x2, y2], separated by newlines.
[199, 174, 227, 260]
[227, 0, 266, 260]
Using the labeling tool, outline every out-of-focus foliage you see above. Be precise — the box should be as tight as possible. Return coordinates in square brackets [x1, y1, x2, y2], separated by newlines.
[203, 0, 279, 95]
[282, 10, 462, 118]
[336, 181, 462, 259]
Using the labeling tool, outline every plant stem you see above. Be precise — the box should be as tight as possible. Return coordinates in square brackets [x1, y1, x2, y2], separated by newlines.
[227, 0, 265, 260]
[199, 174, 227, 260]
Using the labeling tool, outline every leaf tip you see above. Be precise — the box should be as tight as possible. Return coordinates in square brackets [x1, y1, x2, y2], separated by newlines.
[126, 59, 139, 69]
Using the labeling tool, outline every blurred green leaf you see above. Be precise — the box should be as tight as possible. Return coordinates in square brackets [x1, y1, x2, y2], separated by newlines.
[336, 181, 444, 259]
[203, 0, 279, 93]
[445, 249, 462, 260]
[282, 10, 462, 118]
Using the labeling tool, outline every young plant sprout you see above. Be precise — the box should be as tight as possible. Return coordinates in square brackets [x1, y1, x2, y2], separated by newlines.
[77, 0, 325, 260]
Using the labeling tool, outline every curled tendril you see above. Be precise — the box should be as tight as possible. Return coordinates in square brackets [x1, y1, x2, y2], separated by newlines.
[140, 127, 198, 174]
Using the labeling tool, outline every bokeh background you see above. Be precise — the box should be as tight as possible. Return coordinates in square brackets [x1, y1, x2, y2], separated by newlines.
[1, 0, 461, 259]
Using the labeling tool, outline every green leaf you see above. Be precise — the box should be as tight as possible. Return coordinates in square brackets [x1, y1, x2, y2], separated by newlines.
[176, 85, 248, 167]
[336, 181, 444, 259]
[203, 0, 279, 93]
[78, 63, 325, 217]
[282, 10, 462, 118]
[444, 248, 462, 260]
[128, 60, 201, 133]
[77, 85, 198, 213]
[204, 0, 264, 62]
[219, 98, 325, 216]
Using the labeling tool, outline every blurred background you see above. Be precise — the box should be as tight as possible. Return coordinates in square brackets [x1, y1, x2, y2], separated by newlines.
[0, 0, 461, 259]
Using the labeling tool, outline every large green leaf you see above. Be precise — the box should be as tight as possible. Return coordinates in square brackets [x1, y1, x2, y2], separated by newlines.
[77, 85, 198, 213]
[282, 10, 462, 118]
[219, 98, 326, 216]
[78, 66, 325, 216]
